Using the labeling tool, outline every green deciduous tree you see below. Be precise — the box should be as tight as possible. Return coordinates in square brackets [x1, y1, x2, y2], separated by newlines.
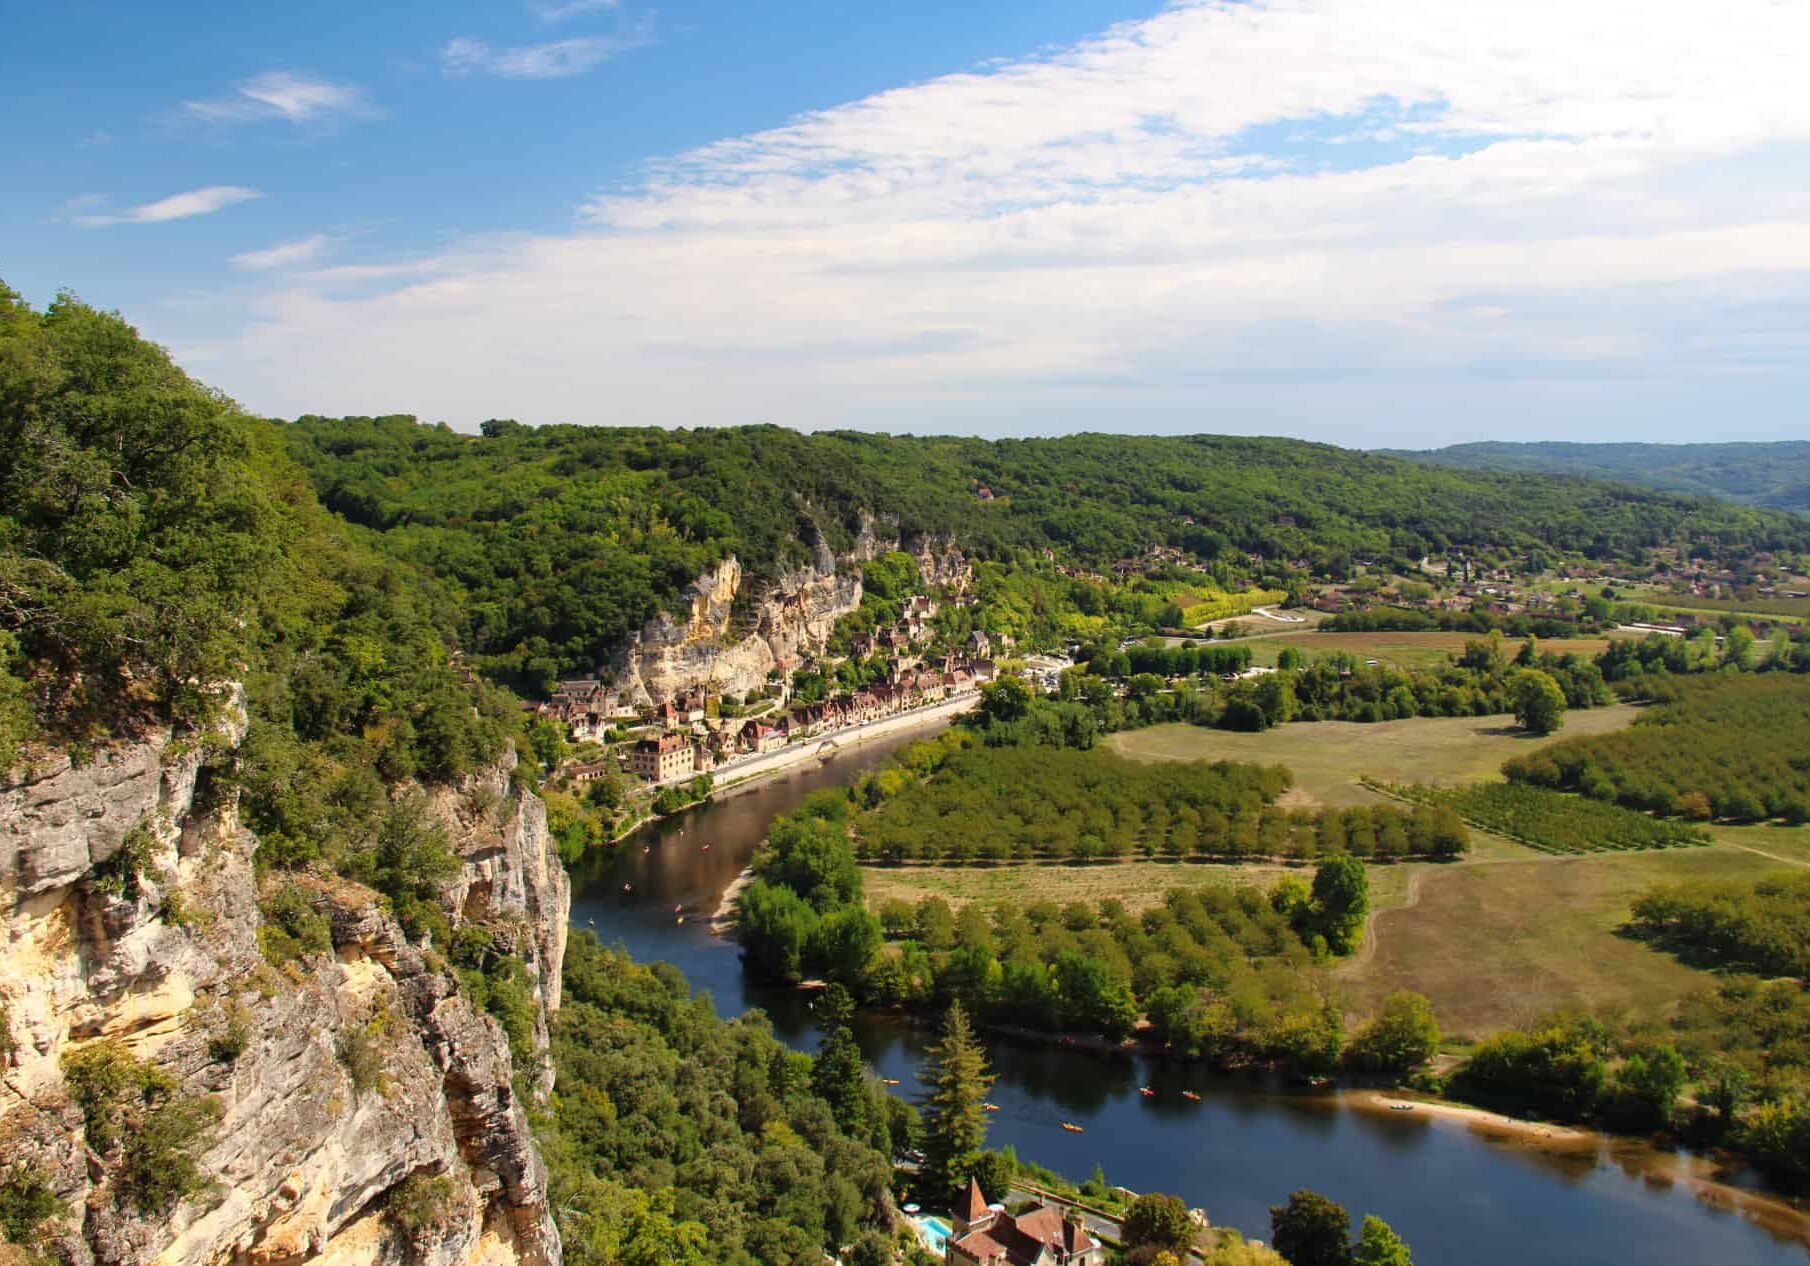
[1510, 668, 1566, 735]
[1124, 1192, 1194, 1261]
[1345, 992, 1440, 1075]
[1269, 1190, 1352, 1266]
[1352, 1214, 1413, 1266]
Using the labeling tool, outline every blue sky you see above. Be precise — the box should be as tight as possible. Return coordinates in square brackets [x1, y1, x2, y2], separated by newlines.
[5, 1, 1809, 446]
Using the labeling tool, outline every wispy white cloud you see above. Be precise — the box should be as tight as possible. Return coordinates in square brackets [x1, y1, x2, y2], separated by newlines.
[528, 0, 619, 21]
[185, 71, 367, 125]
[231, 234, 332, 271]
[439, 33, 646, 79]
[79, 186, 261, 227]
[209, 0, 1810, 443]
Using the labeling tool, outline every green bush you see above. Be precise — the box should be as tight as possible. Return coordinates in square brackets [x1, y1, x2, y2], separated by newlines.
[61, 1040, 219, 1213]
[387, 1171, 461, 1243]
[257, 885, 334, 966]
[92, 821, 158, 901]
[336, 1017, 389, 1098]
[0, 1164, 63, 1249]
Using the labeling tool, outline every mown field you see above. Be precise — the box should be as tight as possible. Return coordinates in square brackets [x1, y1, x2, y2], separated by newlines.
[860, 855, 1419, 921]
[1107, 706, 1640, 807]
[1335, 841, 1809, 1039]
[1232, 628, 1612, 668]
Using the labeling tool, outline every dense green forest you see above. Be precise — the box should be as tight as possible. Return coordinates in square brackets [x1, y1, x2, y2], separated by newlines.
[1505, 674, 1810, 822]
[1390, 440, 1810, 512]
[540, 935, 903, 1266]
[1628, 873, 1810, 979]
[281, 413, 1810, 692]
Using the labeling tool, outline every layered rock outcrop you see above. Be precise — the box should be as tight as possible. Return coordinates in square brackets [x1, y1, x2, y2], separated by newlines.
[0, 706, 566, 1266]
[611, 525, 969, 706]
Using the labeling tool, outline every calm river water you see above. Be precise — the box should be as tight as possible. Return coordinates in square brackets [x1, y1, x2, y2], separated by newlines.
[567, 727, 1809, 1266]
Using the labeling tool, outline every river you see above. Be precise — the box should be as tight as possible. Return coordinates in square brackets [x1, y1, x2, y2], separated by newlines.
[567, 726, 1810, 1266]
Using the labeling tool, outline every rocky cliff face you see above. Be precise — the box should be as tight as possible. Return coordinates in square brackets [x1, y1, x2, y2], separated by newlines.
[0, 705, 566, 1266]
[612, 526, 969, 706]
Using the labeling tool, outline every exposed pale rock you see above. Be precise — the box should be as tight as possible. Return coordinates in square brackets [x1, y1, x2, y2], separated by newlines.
[0, 701, 566, 1266]
[611, 526, 968, 705]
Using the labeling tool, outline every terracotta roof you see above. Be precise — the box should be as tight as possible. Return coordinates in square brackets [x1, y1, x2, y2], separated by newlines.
[952, 1229, 1011, 1262]
[954, 1205, 1098, 1266]
[960, 1178, 989, 1224]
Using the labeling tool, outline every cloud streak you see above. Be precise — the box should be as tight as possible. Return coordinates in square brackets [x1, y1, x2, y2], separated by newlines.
[440, 32, 645, 79]
[185, 71, 367, 125]
[231, 234, 332, 271]
[80, 186, 261, 227]
[209, 0, 1810, 444]
[528, 0, 619, 22]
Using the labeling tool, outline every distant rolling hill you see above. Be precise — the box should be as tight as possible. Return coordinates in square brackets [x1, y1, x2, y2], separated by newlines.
[1385, 442, 1810, 512]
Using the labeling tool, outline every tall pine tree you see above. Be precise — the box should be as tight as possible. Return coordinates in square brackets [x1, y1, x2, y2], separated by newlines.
[919, 1002, 994, 1201]
[811, 984, 875, 1143]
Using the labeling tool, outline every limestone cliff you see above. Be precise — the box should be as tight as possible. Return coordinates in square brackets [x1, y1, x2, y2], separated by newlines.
[611, 525, 969, 706]
[0, 705, 566, 1266]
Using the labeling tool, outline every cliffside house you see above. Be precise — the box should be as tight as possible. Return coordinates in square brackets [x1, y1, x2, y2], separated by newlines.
[947, 1180, 1102, 1266]
[569, 759, 613, 785]
[629, 732, 694, 782]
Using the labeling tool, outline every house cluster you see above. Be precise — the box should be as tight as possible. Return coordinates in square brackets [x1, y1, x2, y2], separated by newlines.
[945, 1180, 1103, 1266]
[534, 676, 640, 741]
[786, 653, 997, 740]
[849, 592, 948, 655]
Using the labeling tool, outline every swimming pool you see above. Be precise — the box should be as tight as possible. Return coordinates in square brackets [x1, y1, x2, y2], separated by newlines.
[914, 1215, 951, 1257]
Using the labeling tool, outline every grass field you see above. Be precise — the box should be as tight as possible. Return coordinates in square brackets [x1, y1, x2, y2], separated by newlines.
[862, 855, 1422, 921]
[1107, 706, 1641, 807]
[1232, 629, 1611, 669]
[1335, 841, 1809, 1039]
[862, 859, 1293, 913]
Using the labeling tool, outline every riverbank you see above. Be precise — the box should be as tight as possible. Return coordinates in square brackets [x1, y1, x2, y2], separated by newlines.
[1346, 1089, 1597, 1145]
[604, 692, 976, 853]
[683, 696, 976, 931]
[1346, 1090, 1810, 1245]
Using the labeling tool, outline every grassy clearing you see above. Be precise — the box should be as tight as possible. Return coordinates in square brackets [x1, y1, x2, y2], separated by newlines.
[861, 859, 1291, 912]
[1107, 706, 1641, 807]
[1334, 844, 1806, 1039]
[1710, 822, 1810, 866]
[862, 853, 1427, 921]
[1235, 629, 1611, 670]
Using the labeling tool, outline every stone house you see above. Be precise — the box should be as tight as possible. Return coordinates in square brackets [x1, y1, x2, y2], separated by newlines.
[629, 733, 693, 782]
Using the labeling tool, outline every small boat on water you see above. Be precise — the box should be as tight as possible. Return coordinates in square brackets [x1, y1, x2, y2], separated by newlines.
[675, 916, 685, 925]
[881, 1078, 901, 1086]
[1061, 1122, 1084, 1134]
[1180, 1090, 1202, 1102]
[1389, 1103, 1415, 1112]
[622, 882, 633, 893]
[586, 917, 595, 925]
[1139, 1087, 1156, 1098]
[983, 1102, 1000, 1112]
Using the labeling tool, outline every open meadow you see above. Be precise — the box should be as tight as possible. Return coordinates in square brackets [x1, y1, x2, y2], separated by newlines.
[1106, 706, 1641, 806]
[1236, 628, 1611, 669]
[1335, 839, 1810, 1040]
